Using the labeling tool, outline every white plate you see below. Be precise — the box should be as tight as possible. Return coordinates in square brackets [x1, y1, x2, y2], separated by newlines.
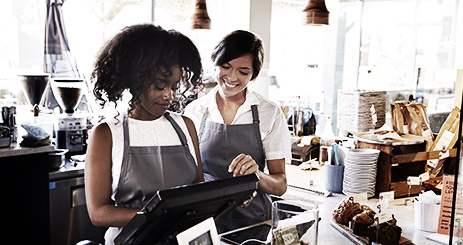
[342, 189, 375, 198]
[349, 148, 381, 155]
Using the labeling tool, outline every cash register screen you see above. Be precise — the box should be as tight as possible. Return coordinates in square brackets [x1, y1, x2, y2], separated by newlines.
[114, 173, 259, 245]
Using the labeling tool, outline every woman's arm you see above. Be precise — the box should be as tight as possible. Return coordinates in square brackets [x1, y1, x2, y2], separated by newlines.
[182, 116, 204, 182]
[228, 155, 286, 196]
[257, 159, 286, 196]
[85, 123, 138, 227]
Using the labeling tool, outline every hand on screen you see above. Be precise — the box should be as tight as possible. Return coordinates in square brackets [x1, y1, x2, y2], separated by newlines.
[228, 153, 258, 177]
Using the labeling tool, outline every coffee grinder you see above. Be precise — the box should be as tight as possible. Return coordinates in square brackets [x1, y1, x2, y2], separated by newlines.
[18, 74, 50, 115]
[51, 78, 87, 154]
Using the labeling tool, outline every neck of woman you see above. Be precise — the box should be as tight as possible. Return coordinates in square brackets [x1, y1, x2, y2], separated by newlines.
[216, 89, 246, 108]
[128, 107, 162, 121]
[216, 89, 246, 124]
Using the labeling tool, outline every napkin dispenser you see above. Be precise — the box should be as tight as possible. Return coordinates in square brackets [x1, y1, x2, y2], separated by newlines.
[291, 142, 320, 165]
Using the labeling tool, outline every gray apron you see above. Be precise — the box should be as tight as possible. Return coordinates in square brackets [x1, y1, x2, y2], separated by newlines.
[114, 112, 199, 209]
[198, 105, 271, 233]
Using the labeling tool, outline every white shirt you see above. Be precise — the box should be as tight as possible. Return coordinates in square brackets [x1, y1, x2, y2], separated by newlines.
[184, 86, 291, 163]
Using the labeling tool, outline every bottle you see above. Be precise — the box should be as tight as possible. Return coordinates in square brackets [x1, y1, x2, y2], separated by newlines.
[293, 96, 304, 137]
[320, 115, 336, 165]
[321, 115, 335, 146]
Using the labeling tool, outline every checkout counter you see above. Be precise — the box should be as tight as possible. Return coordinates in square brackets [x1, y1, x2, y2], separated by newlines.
[0, 143, 55, 244]
[49, 157, 106, 245]
[0, 142, 105, 245]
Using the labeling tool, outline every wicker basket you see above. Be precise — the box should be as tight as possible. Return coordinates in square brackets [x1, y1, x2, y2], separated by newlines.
[337, 90, 387, 133]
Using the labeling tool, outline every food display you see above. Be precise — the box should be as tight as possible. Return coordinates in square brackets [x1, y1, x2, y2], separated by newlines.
[351, 208, 375, 236]
[330, 198, 412, 245]
[367, 216, 402, 245]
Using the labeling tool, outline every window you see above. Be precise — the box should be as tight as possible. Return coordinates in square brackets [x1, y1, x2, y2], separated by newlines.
[344, 0, 459, 112]
[1, 0, 461, 116]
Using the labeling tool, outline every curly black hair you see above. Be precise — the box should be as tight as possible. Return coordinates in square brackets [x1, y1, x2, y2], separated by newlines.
[91, 24, 202, 114]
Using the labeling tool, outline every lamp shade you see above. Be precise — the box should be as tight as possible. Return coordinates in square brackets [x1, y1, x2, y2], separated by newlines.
[303, 0, 330, 25]
[192, 0, 211, 29]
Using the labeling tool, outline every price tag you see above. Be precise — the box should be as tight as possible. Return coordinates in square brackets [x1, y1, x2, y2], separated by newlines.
[377, 198, 389, 209]
[419, 172, 430, 182]
[349, 193, 368, 203]
[375, 210, 393, 224]
[407, 176, 420, 186]
[428, 159, 439, 168]
[439, 150, 450, 160]
[379, 191, 395, 202]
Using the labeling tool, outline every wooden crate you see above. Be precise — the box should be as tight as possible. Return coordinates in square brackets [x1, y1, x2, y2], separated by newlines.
[356, 140, 457, 198]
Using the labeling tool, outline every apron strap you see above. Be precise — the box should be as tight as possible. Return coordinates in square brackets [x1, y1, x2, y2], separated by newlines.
[251, 105, 259, 124]
[122, 113, 130, 148]
[250, 105, 264, 154]
[164, 112, 189, 146]
[164, 112, 200, 182]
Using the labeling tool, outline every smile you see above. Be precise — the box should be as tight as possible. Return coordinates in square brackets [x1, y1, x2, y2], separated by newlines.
[157, 103, 170, 110]
[224, 80, 239, 89]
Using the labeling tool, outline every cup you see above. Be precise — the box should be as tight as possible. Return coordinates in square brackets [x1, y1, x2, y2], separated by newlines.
[324, 165, 344, 193]
[272, 200, 319, 245]
[414, 198, 440, 232]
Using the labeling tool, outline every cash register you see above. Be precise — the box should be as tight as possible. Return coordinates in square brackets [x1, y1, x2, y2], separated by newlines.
[115, 173, 259, 245]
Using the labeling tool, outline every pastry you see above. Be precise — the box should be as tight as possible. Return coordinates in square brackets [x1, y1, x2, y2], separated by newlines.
[332, 199, 362, 225]
[367, 216, 402, 245]
[351, 211, 375, 236]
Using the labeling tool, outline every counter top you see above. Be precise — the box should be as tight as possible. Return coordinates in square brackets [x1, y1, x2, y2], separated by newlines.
[49, 159, 85, 181]
[0, 142, 55, 158]
[283, 164, 448, 245]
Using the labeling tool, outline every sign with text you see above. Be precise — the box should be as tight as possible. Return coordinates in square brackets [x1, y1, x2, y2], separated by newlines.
[438, 175, 456, 235]
[407, 176, 421, 186]
[379, 191, 394, 202]
[349, 193, 368, 203]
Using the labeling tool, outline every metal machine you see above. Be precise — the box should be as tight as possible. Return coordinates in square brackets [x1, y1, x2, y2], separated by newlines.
[51, 78, 87, 154]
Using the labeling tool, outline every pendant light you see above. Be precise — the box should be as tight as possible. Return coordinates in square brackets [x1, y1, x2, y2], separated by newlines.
[192, 0, 211, 29]
[303, 0, 330, 25]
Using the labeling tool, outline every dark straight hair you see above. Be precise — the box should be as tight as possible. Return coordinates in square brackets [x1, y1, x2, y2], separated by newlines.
[211, 30, 264, 81]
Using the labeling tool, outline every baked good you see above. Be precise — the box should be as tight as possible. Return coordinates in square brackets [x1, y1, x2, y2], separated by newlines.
[367, 217, 402, 245]
[351, 210, 375, 236]
[332, 199, 362, 225]
[360, 204, 373, 213]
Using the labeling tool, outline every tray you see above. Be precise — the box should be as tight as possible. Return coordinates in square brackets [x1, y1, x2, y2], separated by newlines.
[330, 219, 414, 245]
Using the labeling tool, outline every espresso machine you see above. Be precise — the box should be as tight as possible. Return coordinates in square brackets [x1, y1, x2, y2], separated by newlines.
[51, 78, 87, 154]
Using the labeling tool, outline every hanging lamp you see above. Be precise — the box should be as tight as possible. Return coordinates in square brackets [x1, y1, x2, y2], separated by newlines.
[192, 0, 211, 29]
[303, 0, 330, 25]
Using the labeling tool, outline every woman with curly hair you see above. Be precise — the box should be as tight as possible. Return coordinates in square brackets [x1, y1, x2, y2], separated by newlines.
[84, 24, 203, 244]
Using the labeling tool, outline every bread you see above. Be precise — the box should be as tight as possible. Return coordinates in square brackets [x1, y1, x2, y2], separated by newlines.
[332, 199, 362, 225]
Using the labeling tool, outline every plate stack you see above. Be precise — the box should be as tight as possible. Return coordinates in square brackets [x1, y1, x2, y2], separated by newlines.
[342, 148, 380, 198]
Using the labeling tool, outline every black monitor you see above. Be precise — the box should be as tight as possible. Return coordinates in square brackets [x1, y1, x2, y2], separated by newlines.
[114, 173, 259, 245]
